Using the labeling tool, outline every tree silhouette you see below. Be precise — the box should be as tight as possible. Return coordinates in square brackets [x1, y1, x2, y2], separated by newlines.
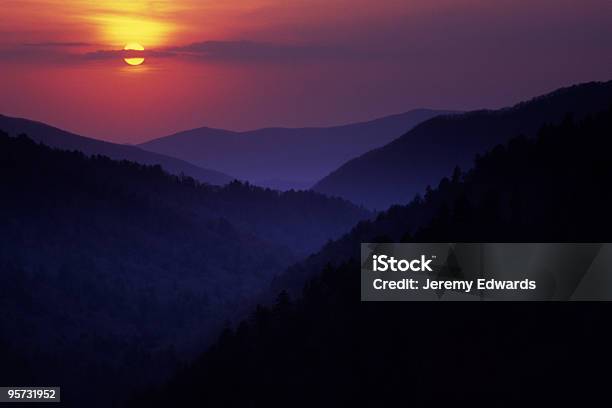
[131, 106, 612, 407]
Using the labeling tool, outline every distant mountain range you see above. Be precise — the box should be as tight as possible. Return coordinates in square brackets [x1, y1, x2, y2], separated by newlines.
[313, 80, 612, 209]
[0, 114, 233, 185]
[139, 109, 453, 190]
[0, 132, 369, 406]
[130, 105, 612, 408]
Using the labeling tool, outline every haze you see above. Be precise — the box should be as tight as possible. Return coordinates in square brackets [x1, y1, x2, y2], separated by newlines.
[1, 0, 611, 143]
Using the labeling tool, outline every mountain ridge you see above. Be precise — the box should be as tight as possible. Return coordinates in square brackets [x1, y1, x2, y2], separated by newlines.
[129, 106, 612, 408]
[0, 114, 234, 185]
[139, 109, 455, 190]
[0, 130, 371, 407]
[313, 80, 612, 209]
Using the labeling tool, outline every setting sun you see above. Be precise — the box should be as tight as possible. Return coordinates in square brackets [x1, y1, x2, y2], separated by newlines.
[124, 43, 145, 66]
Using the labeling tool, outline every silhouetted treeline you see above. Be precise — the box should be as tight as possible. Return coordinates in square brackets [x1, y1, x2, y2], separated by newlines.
[0, 133, 369, 255]
[273, 106, 612, 293]
[132, 108, 612, 407]
[314, 80, 612, 209]
[0, 132, 368, 407]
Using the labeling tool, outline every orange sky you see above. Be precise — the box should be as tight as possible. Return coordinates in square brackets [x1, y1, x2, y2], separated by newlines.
[1, 0, 611, 143]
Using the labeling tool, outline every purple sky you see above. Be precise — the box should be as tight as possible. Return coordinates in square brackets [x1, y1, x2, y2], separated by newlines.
[0, 0, 611, 143]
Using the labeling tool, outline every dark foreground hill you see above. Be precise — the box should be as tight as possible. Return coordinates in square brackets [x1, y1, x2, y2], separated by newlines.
[0, 114, 233, 185]
[313, 80, 612, 209]
[0, 132, 369, 407]
[131, 108, 612, 407]
[139, 109, 452, 190]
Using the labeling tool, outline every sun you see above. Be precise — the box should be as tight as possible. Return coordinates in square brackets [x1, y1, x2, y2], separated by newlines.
[124, 43, 145, 66]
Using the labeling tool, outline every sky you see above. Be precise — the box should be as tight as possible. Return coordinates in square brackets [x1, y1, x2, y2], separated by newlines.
[0, 0, 611, 143]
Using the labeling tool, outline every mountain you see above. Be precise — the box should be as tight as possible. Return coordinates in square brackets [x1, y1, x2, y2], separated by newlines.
[313, 80, 612, 209]
[0, 114, 233, 185]
[139, 109, 453, 190]
[0, 131, 370, 407]
[130, 107, 612, 408]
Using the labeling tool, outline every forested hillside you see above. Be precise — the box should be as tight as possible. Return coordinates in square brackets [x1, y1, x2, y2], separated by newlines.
[0, 132, 369, 407]
[314, 80, 612, 209]
[132, 108, 612, 407]
[0, 114, 234, 185]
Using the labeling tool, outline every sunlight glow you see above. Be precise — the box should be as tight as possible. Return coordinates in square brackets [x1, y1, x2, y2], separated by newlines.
[90, 15, 175, 47]
[124, 43, 145, 51]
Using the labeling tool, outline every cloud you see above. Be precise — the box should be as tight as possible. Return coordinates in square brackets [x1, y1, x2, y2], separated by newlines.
[82, 48, 168, 60]
[1, 40, 386, 65]
[1, 42, 157, 63]
[0, 45, 70, 63]
[80, 41, 364, 62]
[164, 40, 349, 61]
[0, 41, 97, 63]
[23, 42, 94, 47]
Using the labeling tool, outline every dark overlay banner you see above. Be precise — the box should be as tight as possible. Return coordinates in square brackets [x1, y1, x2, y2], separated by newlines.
[360, 243, 612, 301]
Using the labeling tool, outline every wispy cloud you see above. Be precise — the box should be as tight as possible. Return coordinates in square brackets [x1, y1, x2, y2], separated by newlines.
[23, 41, 94, 47]
[1, 39, 398, 65]
[82, 48, 168, 60]
[164, 41, 348, 61]
[0, 40, 401, 64]
[78, 40, 365, 63]
[0, 45, 72, 63]
[0, 41, 97, 63]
